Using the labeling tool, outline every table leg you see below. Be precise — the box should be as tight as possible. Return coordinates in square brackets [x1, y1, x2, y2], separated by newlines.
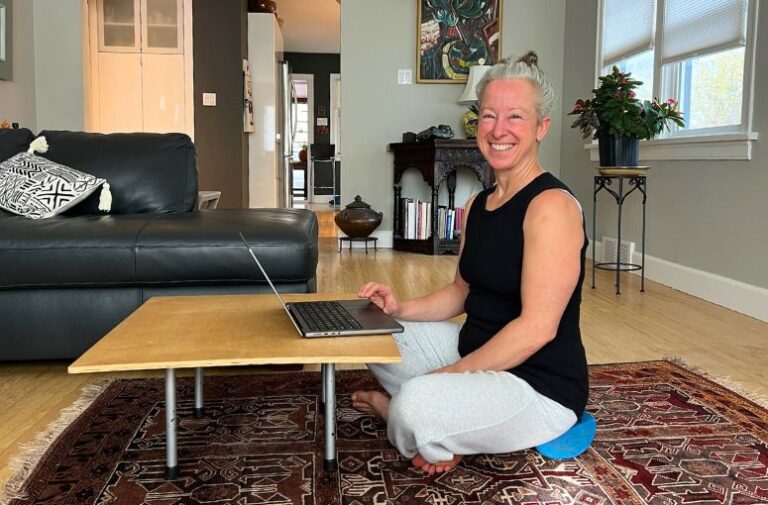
[194, 368, 204, 418]
[322, 363, 337, 471]
[165, 368, 179, 479]
[365, 239, 369, 254]
[320, 364, 327, 407]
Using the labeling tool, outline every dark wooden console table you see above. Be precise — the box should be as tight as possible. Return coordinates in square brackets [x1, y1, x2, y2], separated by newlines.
[388, 139, 493, 255]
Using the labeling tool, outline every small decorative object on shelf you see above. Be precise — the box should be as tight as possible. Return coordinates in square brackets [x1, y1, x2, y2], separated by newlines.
[248, 0, 276, 13]
[334, 195, 383, 238]
[416, 124, 454, 142]
[569, 67, 685, 167]
[298, 145, 307, 163]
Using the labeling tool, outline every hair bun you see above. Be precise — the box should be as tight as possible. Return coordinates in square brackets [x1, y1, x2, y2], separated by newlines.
[516, 51, 539, 67]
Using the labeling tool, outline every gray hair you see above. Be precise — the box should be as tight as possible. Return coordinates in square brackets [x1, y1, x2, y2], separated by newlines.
[476, 51, 555, 121]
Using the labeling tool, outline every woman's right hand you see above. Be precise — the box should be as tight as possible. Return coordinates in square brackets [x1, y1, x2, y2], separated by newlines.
[358, 282, 401, 317]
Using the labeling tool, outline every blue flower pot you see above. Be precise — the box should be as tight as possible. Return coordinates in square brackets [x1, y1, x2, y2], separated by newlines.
[597, 131, 639, 167]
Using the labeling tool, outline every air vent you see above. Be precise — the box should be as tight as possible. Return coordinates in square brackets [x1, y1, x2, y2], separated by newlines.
[601, 236, 636, 269]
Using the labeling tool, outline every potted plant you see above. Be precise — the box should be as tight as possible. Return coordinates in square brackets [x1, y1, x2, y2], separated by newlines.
[298, 144, 308, 163]
[569, 67, 685, 167]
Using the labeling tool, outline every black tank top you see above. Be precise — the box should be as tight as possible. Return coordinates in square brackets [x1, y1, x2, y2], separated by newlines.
[458, 172, 589, 416]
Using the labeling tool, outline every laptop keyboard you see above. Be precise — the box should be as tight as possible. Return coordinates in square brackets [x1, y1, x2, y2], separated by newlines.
[291, 301, 363, 332]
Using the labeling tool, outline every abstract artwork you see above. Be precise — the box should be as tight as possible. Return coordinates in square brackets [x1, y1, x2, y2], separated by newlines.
[417, 0, 501, 83]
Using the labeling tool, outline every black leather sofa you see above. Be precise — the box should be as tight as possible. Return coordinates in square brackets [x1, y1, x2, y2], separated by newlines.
[0, 129, 318, 360]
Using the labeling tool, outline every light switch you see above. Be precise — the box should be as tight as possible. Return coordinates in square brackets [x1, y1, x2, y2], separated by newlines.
[202, 93, 217, 106]
[397, 69, 413, 85]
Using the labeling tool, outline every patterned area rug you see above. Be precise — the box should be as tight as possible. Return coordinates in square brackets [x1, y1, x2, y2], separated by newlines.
[2, 361, 767, 504]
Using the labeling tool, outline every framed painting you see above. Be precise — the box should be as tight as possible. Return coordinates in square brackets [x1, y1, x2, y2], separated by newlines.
[417, 0, 501, 83]
[0, 0, 11, 81]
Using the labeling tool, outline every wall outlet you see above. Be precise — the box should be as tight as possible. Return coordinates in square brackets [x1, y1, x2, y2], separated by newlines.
[397, 69, 413, 85]
[202, 93, 217, 107]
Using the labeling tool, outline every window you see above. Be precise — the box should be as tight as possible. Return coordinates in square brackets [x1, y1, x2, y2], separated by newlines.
[599, 0, 756, 140]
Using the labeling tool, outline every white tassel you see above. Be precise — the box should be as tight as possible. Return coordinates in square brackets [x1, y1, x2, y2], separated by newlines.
[98, 182, 112, 212]
[27, 136, 49, 154]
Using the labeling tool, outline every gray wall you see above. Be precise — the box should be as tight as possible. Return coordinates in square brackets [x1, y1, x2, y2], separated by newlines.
[341, 0, 566, 236]
[559, 0, 768, 289]
[33, 0, 84, 131]
[0, 0, 36, 130]
[193, 0, 249, 209]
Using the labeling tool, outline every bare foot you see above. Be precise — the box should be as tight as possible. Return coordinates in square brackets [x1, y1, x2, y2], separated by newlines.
[350, 390, 390, 421]
[411, 452, 463, 475]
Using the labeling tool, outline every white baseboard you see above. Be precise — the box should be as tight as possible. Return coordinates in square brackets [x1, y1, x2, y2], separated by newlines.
[590, 241, 768, 322]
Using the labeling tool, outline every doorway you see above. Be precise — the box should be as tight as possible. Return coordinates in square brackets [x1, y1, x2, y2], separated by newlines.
[278, 0, 340, 214]
[290, 75, 314, 203]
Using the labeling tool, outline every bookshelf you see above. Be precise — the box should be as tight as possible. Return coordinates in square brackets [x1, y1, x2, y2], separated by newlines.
[388, 139, 494, 255]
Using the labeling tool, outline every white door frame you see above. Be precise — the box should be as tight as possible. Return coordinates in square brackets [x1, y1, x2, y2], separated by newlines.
[292, 73, 314, 201]
[330, 73, 341, 160]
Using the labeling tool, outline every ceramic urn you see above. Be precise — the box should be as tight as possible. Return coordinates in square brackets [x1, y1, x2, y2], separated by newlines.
[334, 195, 383, 238]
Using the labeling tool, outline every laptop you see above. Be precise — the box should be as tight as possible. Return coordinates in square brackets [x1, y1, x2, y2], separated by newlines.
[239, 233, 404, 338]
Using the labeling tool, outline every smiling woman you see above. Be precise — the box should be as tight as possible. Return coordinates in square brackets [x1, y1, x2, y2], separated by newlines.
[0, 0, 12, 81]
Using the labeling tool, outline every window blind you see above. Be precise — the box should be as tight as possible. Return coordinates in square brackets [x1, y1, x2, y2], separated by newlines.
[662, 0, 748, 64]
[602, 0, 656, 66]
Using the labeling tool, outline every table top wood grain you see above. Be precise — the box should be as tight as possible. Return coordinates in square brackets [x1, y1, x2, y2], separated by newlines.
[69, 293, 401, 374]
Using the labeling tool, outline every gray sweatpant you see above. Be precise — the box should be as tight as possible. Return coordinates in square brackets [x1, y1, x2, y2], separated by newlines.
[368, 320, 577, 463]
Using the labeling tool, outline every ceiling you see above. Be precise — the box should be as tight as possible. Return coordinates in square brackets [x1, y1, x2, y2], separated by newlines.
[276, 0, 341, 54]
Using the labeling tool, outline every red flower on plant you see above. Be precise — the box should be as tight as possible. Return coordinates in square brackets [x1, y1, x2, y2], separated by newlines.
[572, 103, 583, 112]
[667, 98, 677, 106]
[629, 91, 636, 99]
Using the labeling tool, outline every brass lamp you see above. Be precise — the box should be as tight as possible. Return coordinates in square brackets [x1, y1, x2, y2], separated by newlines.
[457, 63, 491, 138]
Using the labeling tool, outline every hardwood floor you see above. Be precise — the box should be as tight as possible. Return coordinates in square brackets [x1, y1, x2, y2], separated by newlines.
[1, 235, 767, 487]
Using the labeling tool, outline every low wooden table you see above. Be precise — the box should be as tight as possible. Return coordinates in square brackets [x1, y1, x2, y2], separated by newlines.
[69, 293, 401, 478]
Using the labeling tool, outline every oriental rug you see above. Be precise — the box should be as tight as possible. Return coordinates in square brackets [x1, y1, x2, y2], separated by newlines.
[2, 361, 767, 504]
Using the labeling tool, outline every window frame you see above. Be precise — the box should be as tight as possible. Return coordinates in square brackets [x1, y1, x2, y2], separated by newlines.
[592, 0, 759, 160]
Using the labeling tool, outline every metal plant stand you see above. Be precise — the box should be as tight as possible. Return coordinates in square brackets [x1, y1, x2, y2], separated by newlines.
[592, 174, 647, 294]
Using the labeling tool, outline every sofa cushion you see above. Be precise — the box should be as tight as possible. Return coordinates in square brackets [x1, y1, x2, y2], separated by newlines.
[0, 209, 318, 288]
[0, 151, 108, 219]
[39, 130, 198, 215]
[0, 128, 35, 162]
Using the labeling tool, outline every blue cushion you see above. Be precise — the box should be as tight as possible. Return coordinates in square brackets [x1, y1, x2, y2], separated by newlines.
[536, 412, 596, 459]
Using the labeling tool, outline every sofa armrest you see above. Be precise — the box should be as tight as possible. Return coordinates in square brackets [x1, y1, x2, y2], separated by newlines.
[197, 191, 221, 210]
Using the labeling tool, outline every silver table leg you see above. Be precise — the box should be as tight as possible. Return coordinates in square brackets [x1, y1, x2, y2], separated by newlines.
[321, 364, 328, 406]
[165, 368, 179, 479]
[194, 367, 204, 418]
[322, 363, 337, 471]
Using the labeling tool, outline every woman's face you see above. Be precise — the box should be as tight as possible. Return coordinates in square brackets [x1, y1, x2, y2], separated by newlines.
[476, 78, 551, 172]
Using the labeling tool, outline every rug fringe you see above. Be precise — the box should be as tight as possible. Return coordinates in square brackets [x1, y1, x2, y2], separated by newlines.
[664, 356, 768, 410]
[0, 379, 114, 505]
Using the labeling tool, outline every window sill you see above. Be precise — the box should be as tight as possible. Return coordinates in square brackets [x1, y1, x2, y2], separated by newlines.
[585, 132, 759, 161]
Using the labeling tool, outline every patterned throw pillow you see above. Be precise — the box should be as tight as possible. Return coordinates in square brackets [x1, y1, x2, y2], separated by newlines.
[0, 138, 111, 219]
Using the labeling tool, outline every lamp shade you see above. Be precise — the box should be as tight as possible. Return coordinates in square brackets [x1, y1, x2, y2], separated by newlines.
[457, 65, 491, 105]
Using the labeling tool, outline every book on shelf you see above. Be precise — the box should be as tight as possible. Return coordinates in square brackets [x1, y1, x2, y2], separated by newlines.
[399, 197, 464, 241]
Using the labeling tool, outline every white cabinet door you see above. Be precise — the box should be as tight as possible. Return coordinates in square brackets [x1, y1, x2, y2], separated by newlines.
[142, 53, 186, 133]
[142, 0, 183, 54]
[97, 53, 143, 132]
[98, 0, 140, 53]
